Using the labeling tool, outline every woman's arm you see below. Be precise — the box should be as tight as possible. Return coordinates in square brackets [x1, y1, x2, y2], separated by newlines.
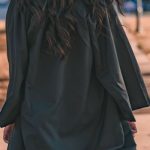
[108, 4, 150, 110]
[88, 1, 150, 122]
[0, 0, 29, 128]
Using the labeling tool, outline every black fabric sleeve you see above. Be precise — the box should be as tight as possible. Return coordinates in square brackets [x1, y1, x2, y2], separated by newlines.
[107, 4, 150, 110]
[88, 1, 150, 121]
[0, 0, 29, 127]
[87, 1, 135, 121]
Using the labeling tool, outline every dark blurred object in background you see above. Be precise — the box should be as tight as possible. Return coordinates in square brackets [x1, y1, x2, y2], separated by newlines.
[124, 0, 150, 13]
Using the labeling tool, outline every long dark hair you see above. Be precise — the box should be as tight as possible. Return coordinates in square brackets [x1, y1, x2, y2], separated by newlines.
[16, 0, 123, 59]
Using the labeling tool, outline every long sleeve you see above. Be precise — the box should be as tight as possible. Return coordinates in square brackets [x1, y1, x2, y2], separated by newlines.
[0, 0, 29, 128]
[88, 0, 150, 122]
[108, 5, 150, 110]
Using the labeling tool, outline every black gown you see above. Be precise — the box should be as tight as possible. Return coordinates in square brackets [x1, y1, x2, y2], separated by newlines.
[0, 0, 150, 149]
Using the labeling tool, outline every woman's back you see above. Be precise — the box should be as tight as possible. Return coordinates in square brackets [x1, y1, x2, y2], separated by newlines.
[0, 0, 150, 149]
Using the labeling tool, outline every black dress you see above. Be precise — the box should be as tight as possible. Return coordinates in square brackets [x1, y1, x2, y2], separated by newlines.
[0, 0, 150, 149]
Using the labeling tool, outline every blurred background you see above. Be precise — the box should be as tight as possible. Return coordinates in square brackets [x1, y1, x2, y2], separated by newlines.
[0, 0, 150, 149]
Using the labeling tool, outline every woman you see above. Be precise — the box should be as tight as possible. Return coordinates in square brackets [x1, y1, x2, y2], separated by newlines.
[0, 0, 150, 149]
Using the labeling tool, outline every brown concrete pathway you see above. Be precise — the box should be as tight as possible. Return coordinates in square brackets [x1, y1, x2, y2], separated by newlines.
[0, 21, 5, 33]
